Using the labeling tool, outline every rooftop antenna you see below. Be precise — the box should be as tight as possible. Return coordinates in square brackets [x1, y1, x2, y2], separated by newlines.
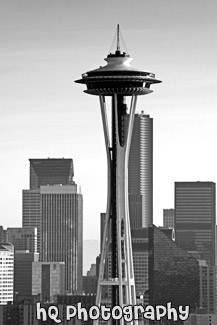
[109, 24, 129, 55]
[117, 24, 120, 51]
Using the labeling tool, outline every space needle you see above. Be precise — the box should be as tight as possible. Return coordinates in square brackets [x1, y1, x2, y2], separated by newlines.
[75, 25, 161, 325]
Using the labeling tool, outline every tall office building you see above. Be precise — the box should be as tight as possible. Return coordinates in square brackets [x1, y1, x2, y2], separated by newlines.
[0, 243, 14, 305]
[23, 158, 74, 253]
[40, 184, 83, 293]
[175, 182, 216, 266]
[127, 113, 153, 228]
[22, 158, 83, 294]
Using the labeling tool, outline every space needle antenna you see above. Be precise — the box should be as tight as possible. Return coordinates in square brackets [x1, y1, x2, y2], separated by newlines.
[117, 24, 120, 51]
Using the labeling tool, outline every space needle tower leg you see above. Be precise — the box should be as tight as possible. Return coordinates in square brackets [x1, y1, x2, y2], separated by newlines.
[95, 93, 138, 325]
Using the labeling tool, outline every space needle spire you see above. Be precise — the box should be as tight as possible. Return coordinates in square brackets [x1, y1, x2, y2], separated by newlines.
[117, 24, 120, 51]
[75, 25, 161, 325]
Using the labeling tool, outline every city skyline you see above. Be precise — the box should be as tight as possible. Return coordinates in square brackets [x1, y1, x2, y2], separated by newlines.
[1, 0, 217, 241]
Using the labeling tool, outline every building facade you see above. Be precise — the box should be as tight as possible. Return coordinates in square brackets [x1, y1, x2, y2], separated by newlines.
[175, 181, 216, 266]
[29, 158, 74, 189]
[14, 251, 39, 300]
[198, 260, 216, 314]
[0, 243, 14, 305]
[131, 229, 149, 298]
[148, 225, 199, 324]
[40, 184, 83, 293]
[22, 158, 83, 294]
[22, 190, 41, 252]
[23, 158, 75, 253]
[127, 113, 153, 228]
[163, 208, 174, 229]
[184, 313, 217, 325]
[0, 227, 7, 242]
[32, 261, 65, 302]
[7, 227, 37, 253]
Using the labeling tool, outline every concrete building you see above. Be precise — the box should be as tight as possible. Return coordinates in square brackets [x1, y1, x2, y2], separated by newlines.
[175, 181, 216, 266]
[7, 227, 37, 253]
[32, 261, 65, 302]
[0, 243, 14, 304]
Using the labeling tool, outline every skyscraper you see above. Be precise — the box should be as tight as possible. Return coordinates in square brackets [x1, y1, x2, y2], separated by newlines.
[40, 184, 83, 293]
[128, 113, 153, 228]
[175, 181, 216, 266]
[23, 158, 75, 252]
[22, 158, 83, 294]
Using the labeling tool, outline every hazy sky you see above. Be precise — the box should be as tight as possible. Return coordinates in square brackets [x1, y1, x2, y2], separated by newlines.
[1, 0, 217, 242]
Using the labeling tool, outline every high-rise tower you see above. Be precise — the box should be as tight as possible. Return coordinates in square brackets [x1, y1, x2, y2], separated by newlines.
[23, 158, 74, 252]
[40, 184, 83, 293]
[75, 25, 161, 324]
[22, 158, 83, 293]
[128, 113, 153, 228]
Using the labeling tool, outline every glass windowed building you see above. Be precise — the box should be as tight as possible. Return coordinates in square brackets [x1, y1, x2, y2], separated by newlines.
[175, 182, 216, 266]
[148, 225, 199, 323]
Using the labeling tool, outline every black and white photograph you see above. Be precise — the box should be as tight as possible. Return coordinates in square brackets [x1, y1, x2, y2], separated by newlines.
[0, 1, 217, 324]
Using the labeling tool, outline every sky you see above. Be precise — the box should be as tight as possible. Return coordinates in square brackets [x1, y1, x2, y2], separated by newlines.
[1, 0, 217, 246]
